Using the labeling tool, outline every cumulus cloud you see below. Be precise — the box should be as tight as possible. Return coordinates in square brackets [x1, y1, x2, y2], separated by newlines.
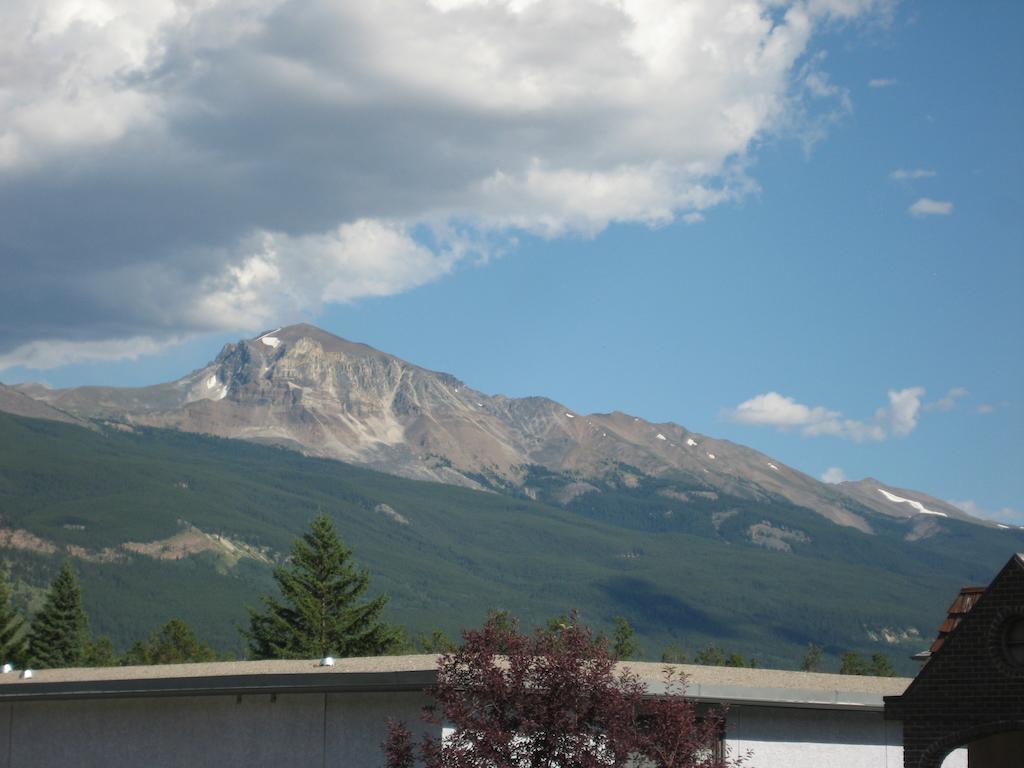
[889, 168, 936, 180]
[0, 0, 891, 368]
[909, 198, 954, 216]
[727, 386, 926, 441]
[977, 403, 995, 415]
[821, 466, 847, 484]
[868, 78, 897, 88]
[949, 500, 1024, 527]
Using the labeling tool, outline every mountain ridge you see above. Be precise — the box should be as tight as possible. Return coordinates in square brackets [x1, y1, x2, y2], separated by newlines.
[7, 323, 1006, 535]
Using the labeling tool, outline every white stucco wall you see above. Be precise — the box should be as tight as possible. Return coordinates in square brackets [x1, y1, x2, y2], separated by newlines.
[725, 706, 966, 768]
[0, 692, 971, 767]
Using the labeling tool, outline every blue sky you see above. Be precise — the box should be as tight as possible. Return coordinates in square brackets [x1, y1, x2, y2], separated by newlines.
[2, 1, 1021, 520]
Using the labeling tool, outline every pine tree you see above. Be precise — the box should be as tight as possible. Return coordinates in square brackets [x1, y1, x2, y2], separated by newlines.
[612, 616, 638, 659]
[839, 650, 869, 675]
[869, 652, 895, 677]
[244, 514, 399, 659]
[800, 643, 823, 672]
[27, 561, 88, 669]
[0, 568, 27, 666]
[82, 636, 120, 667]
[123, 619, 217, 665]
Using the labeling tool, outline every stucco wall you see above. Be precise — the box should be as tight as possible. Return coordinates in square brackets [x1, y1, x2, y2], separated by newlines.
[0, 691, 435, 768]
[725, 706, 966, 768]
[0, 693, 967, 767]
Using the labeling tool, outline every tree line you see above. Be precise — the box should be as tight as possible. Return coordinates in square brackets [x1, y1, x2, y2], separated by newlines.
[0, 513, 894, 676]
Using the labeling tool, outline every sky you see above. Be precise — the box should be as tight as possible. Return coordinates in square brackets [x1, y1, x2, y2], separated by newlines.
[1, 0, 1021, 522]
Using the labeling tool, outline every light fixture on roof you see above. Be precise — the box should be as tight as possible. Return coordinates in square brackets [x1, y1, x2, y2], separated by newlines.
[319, 656, 335, 667]
[20, 669, 32, 679]
[1, 663, 12, 674]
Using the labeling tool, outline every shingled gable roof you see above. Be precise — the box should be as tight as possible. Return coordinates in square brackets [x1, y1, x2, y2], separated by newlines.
[891, 553, 1023, 700]
[911, 584, 987, 661]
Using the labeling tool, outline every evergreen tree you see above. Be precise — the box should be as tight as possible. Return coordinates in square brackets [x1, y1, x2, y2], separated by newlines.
[839, 650, 895, 677]
[417, 628, 456, 653]
[0, 568, 27, 667]
[244, 514, 399, 659]
[660, 642, 688, 664]
[611, 616, 638, 659]
[27, 561, 88, 669]
[123, 619, 217, 665]
[839, 650, 869, 675]
[869, 652, 895, 677]
[82, 636, 120, 667]
[694, 643, 726, 666]
[800, 643, 823, 673]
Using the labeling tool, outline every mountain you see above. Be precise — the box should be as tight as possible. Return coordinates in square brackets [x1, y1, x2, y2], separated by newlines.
[0, 383, 92, 429]
[0, 409, 1019, 672]
[11, 324, 1005, 538]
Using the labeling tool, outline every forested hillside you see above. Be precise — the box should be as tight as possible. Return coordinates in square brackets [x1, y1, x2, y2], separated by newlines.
[0, 412, 1017, 672]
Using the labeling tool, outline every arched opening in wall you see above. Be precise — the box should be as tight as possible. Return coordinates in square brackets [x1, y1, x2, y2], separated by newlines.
[962, 730, 1024, 768]
[932, 728, 1024, 768]
[937, 746, 966, 767]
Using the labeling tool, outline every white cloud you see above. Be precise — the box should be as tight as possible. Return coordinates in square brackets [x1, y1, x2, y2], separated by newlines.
[883, 386, 924, 436]
[924, 386, 969, 412]
[909, 198, 954, 216]
[682, 212, 706, 225]
[821, 466, 847, 484]
[727, 386, 927, 441]
[0, 0, 893, 365]
[0, 336, 185, 372]
[889, 168, 936, 180]
[949, 500, 1024, 527]
[977, 403, 995, 415]
[868, 78, 897, 88]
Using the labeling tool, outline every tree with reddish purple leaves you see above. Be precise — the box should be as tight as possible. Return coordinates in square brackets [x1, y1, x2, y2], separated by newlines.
[383, 615, 748, 768]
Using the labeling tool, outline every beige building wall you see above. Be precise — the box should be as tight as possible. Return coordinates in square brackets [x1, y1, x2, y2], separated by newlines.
[0, 691, 435, 768]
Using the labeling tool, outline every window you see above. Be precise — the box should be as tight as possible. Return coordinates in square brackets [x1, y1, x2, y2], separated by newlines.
[1001, 617, 1024, 667]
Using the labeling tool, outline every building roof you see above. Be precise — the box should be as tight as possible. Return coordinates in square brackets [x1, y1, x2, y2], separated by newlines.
[928, 586, 987, 655]
[0, 655, 910, 711]
[911, 553, 1024, 662]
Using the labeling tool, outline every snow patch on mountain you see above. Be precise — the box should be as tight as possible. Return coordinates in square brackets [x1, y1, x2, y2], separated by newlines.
[877, 488, 948, 517]
[686, 438, 698, 447]
[656, 433, 666, 440]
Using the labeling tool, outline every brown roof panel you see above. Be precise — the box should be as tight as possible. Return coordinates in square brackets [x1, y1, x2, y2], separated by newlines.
[928, 585, 986, 655]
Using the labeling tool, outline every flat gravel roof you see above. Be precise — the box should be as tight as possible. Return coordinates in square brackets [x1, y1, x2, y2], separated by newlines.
[0, 655, 911, 710]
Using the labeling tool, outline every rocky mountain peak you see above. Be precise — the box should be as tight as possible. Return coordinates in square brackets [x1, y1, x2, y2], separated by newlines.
[4, 323, 1003, 533]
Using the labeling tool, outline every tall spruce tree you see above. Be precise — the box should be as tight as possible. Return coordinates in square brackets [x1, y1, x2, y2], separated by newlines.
[0, 568, 27, 666]
[244, 514, 399, 659]
[27, 561, 88, 669]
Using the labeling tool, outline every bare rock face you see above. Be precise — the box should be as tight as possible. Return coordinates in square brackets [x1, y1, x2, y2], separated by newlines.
[11, 324, 999, 533]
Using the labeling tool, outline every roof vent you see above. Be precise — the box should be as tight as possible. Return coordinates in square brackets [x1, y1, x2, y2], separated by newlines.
[1, 663, 12, 674]
[319, 656, 335, 667]
[20, 669, 32, 679]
